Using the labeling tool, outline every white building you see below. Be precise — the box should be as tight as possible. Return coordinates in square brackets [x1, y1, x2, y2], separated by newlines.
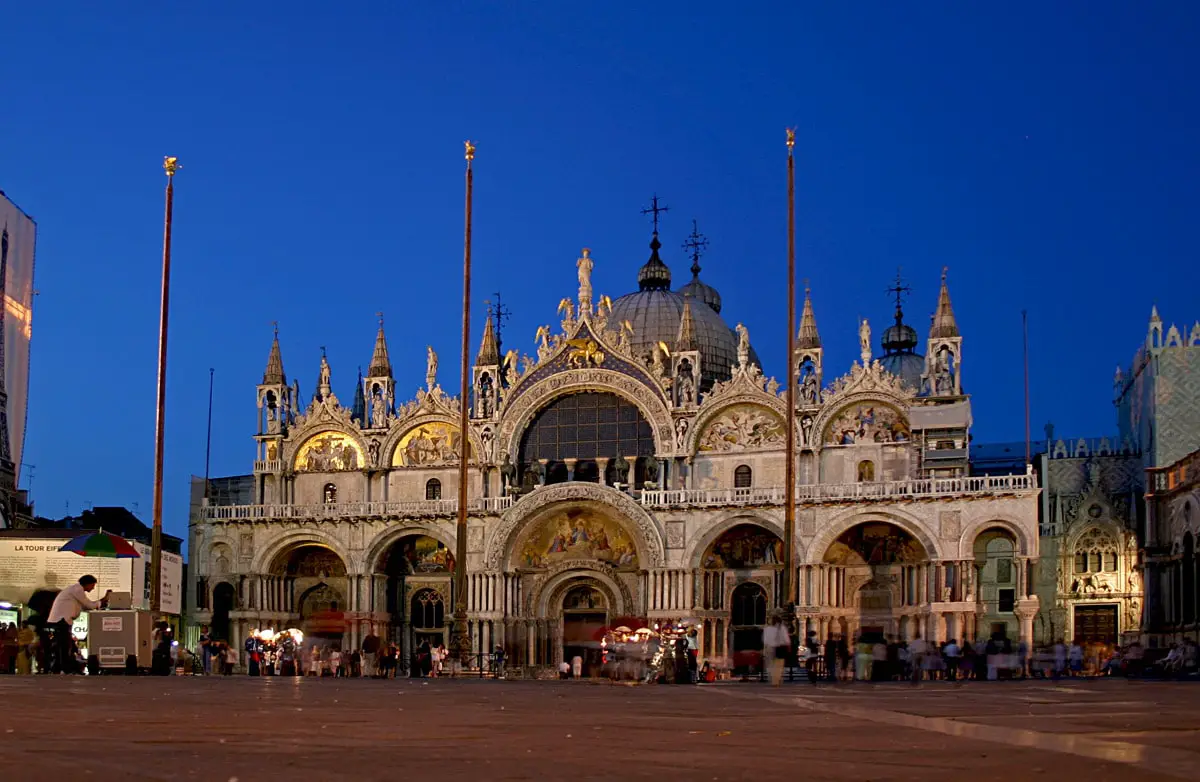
[189, 234, 1039, 673]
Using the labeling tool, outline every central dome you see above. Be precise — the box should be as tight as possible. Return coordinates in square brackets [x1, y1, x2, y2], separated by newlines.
[608, 232, 758, 388]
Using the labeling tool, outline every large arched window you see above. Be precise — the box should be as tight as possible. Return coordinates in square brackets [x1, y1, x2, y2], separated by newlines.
[1073, 528, 1118, 573]
[857, 461, 875, 482]
[411, 588, 445, 630]
[734, 465, 753, 488]
[518, 392, 655, 487]
[425, 478, 442, 501]
[323, 483, 338, 504]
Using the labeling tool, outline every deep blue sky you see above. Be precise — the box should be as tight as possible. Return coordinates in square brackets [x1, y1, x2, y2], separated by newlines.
[2, 3, 1197, 545]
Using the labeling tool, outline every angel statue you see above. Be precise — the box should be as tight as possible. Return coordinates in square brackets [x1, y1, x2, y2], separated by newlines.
[598, 294, 613, 319]
[503, 349, 520, 382]
[735, 323, 750, 369]
[535, 325, 553, 360]
[426, 346, 438, 390]
[618, 319, 634, 352]
[558, 298, 575, 326]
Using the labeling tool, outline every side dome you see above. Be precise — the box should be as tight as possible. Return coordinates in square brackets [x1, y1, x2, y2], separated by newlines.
[878, 352, 924, 392]
[677, 278, 722, 314]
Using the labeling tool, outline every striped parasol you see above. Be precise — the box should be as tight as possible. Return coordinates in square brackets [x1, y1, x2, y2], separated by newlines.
[58, 532, 141, 559]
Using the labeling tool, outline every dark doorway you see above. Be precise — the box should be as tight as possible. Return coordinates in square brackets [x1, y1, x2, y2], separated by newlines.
[212, 582, 235, 642]
[730, 582, 768, 675]
[561, 585, 607, 677]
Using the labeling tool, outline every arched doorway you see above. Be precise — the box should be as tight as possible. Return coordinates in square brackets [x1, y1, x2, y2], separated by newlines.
[824, 522, 928, 641]
[1183, 533, 1195, 627]
[377, 534, 455, 656]
[561, 583, 607, 677]
[270, 544, 349, 647]
[730, 582, 768, 675]
[698, 523, 783, 663]
[973, 528, 1018, 641]
[211, 582, 235, 642]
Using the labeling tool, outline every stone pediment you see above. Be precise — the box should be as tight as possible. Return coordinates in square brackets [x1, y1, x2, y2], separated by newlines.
[823, 360, 915, 405]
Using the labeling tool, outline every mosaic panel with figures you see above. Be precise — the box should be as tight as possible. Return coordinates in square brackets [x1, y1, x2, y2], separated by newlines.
[518, 508, 638, 570]
[824, 523, 925, 565]
[702, 525, 784, 569]
[293, 432, 364, 472]
[698, 404, 786, 452]
[823, 403, 910, 445]
[393, 535, 456, 574]
[392, 422, 469, 467]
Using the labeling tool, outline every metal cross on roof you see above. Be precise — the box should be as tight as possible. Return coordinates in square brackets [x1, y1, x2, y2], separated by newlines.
[682, 219, 708, 274]
[641, 194, 670, 234]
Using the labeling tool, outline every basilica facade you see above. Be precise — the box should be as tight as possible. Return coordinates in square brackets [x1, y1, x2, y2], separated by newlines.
[189, 231, 1040, 672]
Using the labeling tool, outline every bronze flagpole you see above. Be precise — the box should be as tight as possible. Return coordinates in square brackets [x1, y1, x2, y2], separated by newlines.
[151, 156, 179, 613]
[452, 141, 476, 665]
[783, 130, 797, 614]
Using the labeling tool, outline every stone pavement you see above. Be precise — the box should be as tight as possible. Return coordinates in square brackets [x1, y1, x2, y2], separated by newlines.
[1, 676, 1196, 781]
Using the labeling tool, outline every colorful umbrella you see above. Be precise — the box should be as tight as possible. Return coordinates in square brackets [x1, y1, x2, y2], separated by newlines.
[58, 532, 141, 559]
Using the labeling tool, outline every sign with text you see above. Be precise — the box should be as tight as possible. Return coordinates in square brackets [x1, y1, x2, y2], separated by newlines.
[132, 543, 183, 615]
[0, 538, 133, 606]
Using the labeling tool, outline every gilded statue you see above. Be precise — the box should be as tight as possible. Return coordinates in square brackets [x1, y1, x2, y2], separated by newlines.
[558, 298, 575, 325]
[566, 338, 604, 368]
[426, 346, 438, 390]
[503, 349, 520, 380]
[577, 248, 593, 311]
[535, 325, 552, 360]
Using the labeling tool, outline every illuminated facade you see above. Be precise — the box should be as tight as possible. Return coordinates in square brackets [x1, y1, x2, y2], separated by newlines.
[190, 234, 1039, 673]
[0, 193, 36, 529]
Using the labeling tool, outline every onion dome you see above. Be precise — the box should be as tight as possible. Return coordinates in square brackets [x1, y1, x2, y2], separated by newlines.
[637, 233, 672, 291]
[879, 272, 923, 390]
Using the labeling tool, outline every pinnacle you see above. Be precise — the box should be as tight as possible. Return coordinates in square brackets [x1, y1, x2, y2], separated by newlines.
[368, 322, 392, 378]
[676, 298, 698, 352]
[477, 315, 500, 366]
[797, 287, 821, 349]
[929, 270, 960, 339]
[263, 331, 286, 386]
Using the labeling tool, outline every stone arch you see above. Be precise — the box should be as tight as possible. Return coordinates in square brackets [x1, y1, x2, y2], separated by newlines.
[483, 482, 665, 570]
[531, 563, 632, 619]
[687, 511, 794, 569]
[207, 541, 235, 577]
[807, 508, 941, 565]
[957, 516, 1035, 559]
[687, 395, 790, 455]
[382, 413, 483, 468]
[812, 394, 911, 448]
[497, 369, 673, 463]
[1064, 518, 1125, 555]
[363, 524, 458, 574]
[251, 529, 355, 574]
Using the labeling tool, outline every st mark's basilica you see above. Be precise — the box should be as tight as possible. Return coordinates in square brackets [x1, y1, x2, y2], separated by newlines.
[190, 223, 1041, 674]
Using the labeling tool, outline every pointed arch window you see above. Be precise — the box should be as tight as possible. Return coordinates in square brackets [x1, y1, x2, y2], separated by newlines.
[425, 478, 442, 501]
[734, 465, 753, 488]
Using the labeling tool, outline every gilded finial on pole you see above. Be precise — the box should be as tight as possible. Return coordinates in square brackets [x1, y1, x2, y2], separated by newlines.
[786, 128, 796, 152]
[163, 156, 180, 177]
[464, 140, 476, 161]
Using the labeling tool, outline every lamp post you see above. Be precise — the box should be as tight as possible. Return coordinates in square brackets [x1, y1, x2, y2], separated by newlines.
[451, 141, 475, 666]
[150, 156, 179, 613]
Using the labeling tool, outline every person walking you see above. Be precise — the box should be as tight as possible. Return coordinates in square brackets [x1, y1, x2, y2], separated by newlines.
[805, 631, 821, 685]
[47, 575, 111, 673]
[762, 615, 791, 687]
[943, 638, 960, 682]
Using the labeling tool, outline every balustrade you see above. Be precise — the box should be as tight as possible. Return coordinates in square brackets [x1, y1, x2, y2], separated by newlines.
[202, 495, 514, 521]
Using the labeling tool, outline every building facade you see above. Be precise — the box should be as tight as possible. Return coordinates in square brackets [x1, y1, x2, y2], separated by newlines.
[190, 235, 1039, 672]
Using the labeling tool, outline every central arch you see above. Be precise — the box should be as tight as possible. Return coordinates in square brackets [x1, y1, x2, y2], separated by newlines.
[484, 482, 666, 570]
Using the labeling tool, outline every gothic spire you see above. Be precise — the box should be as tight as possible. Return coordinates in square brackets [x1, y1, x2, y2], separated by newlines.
[368, 314, 392, 378]
[929, 267, 960, 339]
[676, 298, 697, 352]
[477, 312, 500, 365]
[797, 286, 821, 349]
[351, 366, 366, 425]
[262, 324, 287, 386]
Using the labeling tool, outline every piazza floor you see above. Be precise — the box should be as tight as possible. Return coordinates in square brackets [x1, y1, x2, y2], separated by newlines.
[0, 676, 1197, 781]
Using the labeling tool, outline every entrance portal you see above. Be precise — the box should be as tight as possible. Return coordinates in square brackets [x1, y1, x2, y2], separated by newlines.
[561, 584, 607, 677]
[1073, 604, 1118, 646]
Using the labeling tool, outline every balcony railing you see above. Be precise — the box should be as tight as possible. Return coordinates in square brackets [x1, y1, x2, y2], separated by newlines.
[640, 473, 1038, 508]
[202, 495, 514, 521]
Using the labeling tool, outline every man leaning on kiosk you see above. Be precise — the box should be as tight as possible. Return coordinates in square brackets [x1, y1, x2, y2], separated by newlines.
[47, 575, 111, 673]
